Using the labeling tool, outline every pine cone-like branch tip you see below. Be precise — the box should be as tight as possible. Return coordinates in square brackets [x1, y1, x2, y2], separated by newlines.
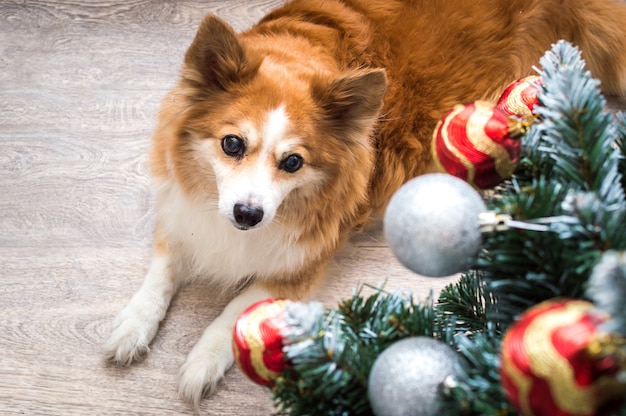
[587, 250, 626, 335]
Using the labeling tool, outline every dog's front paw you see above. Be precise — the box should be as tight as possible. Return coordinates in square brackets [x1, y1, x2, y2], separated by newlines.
[103, 306, 160, 366]
[178, 332, 234, 405]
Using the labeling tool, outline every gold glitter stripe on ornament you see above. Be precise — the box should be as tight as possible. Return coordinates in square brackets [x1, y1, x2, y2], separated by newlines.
[431, 121, 447, 173]
[432, 104, 475, 183]
[587, 333, 626, 406]
[245, 300, 286, 381]
[465, 102, 515, 178]
[523, 300, 598, 414]
[501, 345, 534, 416]
[504, 76, 541, 119]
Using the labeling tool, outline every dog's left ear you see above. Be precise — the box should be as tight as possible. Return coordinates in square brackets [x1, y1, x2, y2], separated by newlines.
[312, 69, 387, 135]
[183, 14, 262, 91]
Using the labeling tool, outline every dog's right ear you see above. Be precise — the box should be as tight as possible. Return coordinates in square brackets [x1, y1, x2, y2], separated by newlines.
[183, 14, 262, 91]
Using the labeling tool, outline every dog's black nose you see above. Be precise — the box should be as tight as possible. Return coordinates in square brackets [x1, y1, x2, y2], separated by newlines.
[233, 203, 264, 228]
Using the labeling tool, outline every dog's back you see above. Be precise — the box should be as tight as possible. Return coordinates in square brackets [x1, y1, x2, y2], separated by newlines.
[258, 0, 626, 214]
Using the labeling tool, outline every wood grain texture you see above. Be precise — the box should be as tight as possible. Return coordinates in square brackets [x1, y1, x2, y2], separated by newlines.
[1, 1, 625, 414]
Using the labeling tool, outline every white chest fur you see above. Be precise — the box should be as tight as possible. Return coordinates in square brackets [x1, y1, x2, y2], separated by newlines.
[155, 180, 310, 285]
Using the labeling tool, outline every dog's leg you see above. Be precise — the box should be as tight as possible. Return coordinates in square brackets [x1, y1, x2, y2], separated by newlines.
[178, 284, 271, 405]
[103, 247, 181, 365]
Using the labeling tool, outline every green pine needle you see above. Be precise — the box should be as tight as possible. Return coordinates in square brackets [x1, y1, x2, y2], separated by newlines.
[437, 272, 491, 333]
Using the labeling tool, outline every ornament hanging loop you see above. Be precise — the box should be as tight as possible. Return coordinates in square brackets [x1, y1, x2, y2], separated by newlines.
[478, 211, 574, 234]
[478, 211, 513, 233]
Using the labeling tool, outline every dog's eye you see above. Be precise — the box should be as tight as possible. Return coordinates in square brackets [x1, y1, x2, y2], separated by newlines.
[279, 154, 304, 173]
[221, 135, 245, 158]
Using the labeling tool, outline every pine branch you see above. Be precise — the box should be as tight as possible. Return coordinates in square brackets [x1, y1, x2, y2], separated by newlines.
[273, 288, 446, 416]
[477, 41, 626, 326]
[587, 251, 626, 335]
[615, 111, 626, 198]
[523, 41, 624, 206]
[443, 329, 513, 415]
[437, 272, 491, 333]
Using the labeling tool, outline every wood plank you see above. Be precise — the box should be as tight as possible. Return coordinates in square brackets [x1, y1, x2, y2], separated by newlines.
[0, 134, 153, 248]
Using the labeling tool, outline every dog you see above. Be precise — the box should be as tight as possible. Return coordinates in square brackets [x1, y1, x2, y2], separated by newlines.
[104, 0, 626, 405]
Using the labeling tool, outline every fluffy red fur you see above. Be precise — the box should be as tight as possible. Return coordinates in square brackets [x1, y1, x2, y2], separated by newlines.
[106, 0, 626, 404]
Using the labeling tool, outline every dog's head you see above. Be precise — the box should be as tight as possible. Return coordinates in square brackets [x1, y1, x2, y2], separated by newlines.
[172, 14, 387, 231]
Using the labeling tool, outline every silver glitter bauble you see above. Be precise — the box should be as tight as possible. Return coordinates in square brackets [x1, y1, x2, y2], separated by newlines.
[383, 173, 486, 277]
[368, 337, 462, 416]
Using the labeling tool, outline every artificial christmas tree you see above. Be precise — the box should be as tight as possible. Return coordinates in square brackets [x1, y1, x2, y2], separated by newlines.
[233, 41, 626, 416]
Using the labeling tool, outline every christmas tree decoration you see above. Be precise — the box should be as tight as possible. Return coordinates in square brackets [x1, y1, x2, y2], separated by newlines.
[431, 101, 523, 189]
[232, 298, 290, 387]
[368, 337, 462, 416]
[383, 173, 486, 277]
[265, 41, 626, 416]
[500, 298, 626, 416]
[496, 75, 543, 120]
[587, 250, 626, 335]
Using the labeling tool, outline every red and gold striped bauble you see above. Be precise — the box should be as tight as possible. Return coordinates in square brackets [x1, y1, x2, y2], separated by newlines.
[500, 298, 626, 416]
[431, 101, 521, 189]
[497, 75, 543, 120]
[233, 298, 289, 387]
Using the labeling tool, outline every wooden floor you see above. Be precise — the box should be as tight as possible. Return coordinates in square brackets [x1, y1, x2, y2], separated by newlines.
[0, 1, 461, 414]
[2, 1, 625, 415]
